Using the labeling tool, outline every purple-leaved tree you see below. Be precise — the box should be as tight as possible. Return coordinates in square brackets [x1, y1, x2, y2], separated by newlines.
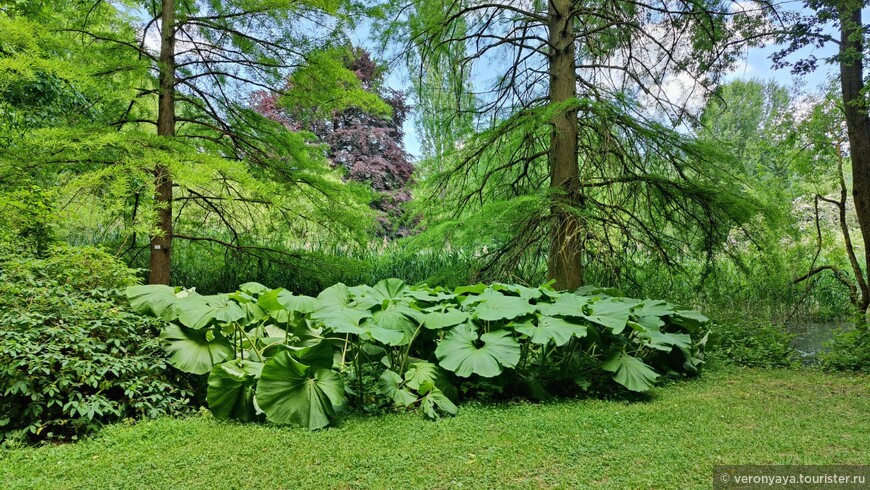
[253, 48, 415, 237]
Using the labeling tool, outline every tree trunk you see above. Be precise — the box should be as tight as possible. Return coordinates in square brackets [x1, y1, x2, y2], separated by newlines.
[149, 0, 175, 285]
[837, 2, 870, 313]
[546, 0, 583, 290]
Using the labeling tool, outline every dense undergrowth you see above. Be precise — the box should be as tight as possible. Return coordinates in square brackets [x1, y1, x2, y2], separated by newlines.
[127, 279, 711, 429]
[0, 245, 193, 445]
[2, 224, 865, 444]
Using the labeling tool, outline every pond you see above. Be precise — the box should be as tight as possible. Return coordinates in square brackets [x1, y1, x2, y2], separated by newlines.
[786, 321, 852, 361]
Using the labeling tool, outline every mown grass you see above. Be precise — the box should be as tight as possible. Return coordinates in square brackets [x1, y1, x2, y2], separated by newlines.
[1, 367, 867, 489]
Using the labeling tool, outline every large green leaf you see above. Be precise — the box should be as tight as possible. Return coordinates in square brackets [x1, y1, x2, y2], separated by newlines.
[632, 300, 675, 318]
[256, 351, 345, 430]
[368, 278, 410, 303]
[583, 298, 633, 333]
[176, 294, 246, 329]
[311, 306, 372, 332]
[472, 289, 536, 322]
[259, 288, 316, 315]
[672, 310, 709, 333]
[602, 352, 660, 392]
[406, 289, 456, 303]
[239, 282, 270, 296]
[435, 323, 521, 378]
[492, 283, 544, 300]
[207, 360, 261, 421]
[359, 321, 406, 345]
[126, 285, 180, 321]
[641, 330, 692, 352]
[160, 324, 233, 375]
[418, 380, 457, 419]
[370, 306, 417, 344]
[284, 341, 335, 369]
[403, 362, 440, 391]
[315, 283, 352, 310]
[514, 316, 587, 346]
[536, 293, 588, 317]
[378, 369, 417, 407]
[421, 308, 468, 330]
[454, 283, 488, 295]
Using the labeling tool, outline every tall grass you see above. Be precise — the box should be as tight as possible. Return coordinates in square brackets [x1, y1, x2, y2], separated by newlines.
[67, 229, 853, 322]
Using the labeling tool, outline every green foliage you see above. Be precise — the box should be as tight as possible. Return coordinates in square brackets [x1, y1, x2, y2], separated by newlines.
[0, 1, 378, 279]
[128, 278, 711, 429]
[0, 244, 192, 444]
[0, 186, 55, 257]
[280, 48, 393, 123]
[820, 326, 870, 373]
[707, 320, 797, 368]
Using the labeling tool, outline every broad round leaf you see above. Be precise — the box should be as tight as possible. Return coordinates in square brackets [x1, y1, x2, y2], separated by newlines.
[582, 298, 633, 333]
[422, 309, 468, 330]
[403, 362, 440, 391]
[126, 285, 179, 321]
[284, 341, 334, 369]
[491, 283, 543, 300]
[472, 289, 536, 322]
[239, 282, 270, 295]
[454, 283, 488, 295]
[259, 288, 316, 315]
[514, 316, 587, 346]
[256, 351, 345, 430]
[312, 306, 372, 332]
[378, 370, 417, 407]
[435, 323, 521, 378]
[315, 283, 352, 310]
[602, 352, 660, 392]
[536, 294, 589, 317]
[160, 324, 233, 375]
[176, 294, 246, 329]
[371, 307, 416, 344]
[368, 278, 410, 303]
[641, 330, 692, 352]
[207, 360, 260, 421]
[632, 300, 675, 318]
[672, 310, 709, 333]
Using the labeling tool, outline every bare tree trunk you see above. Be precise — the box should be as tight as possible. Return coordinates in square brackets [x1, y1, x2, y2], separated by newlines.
[546, 0, 583, 290]
[149, 0, 175, 285]
[837, 2, 870, 313]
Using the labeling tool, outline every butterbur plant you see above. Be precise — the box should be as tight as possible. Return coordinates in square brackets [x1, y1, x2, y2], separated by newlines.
[127, 279, 710, 429]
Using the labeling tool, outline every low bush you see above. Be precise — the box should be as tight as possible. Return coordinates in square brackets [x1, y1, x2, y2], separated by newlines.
[0, 245, 192, 445]
[707, 320, 796, 368]
[820, 326, 870, 373]
[128, 279, 710, 429]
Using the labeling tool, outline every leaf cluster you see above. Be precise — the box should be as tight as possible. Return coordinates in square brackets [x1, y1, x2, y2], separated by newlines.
[0, 244, 193, 445]
[128, 277, 711, 429]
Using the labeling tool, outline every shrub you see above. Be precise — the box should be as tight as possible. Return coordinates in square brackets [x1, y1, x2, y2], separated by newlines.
[820, 326, 870, 373]
[708, 320, 796, 368]
[0, 244, 192, 444]
[128, 279, 711, 429]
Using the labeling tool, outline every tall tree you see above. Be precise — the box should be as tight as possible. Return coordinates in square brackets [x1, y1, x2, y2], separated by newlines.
[404, 0, 476, 164]
[774, 0, 870, 314]
[1, 0, 375, 284]
[384, 0, 766, 289]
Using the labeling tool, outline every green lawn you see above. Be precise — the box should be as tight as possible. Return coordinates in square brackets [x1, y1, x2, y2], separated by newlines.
[2, 367, 867, 489]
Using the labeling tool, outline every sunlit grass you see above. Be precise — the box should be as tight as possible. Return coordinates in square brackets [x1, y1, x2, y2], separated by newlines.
[2, 366, 866, 489]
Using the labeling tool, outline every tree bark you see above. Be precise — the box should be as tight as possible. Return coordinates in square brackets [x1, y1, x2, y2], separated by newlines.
[836, 1, 870, 313]
[149, 0, 175, 285]
[546, 0, 583, 290]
